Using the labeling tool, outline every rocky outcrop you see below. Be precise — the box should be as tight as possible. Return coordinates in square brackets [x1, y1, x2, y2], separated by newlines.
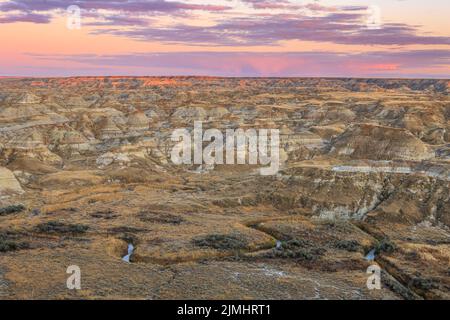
[127, 110, 149, 135]
[97, 117, 123, 140]
[0, 167, 23, 195]
[329, 124, 435, 161]
[17, 93, 41, 104]
[0, 77, 448, 300]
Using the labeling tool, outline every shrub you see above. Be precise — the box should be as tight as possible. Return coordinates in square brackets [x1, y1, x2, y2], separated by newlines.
[90, 210, 117, 220]
[0, 231, 29, 252]
[410, 277, 437, 291]
[271, 239, 325, 261]
[375, 238, 397, 254]
[0, 239, 21, 252]
[335, 240, 361, 252]
[0, 204, 26, 216]
[138, 211, 184, 225]
[108, 226, 147, 234]
[193, 234, 247, 251]
[405, 251, 420, 261]
[279, 239, 311, 250]
[35, 221, 89, 235]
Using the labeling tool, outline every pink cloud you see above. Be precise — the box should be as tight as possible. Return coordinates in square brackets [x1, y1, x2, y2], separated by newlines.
[13, 50, 448, 78]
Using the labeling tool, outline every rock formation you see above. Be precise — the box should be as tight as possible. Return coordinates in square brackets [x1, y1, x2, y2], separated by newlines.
[0, 166, 23, 195]
[0, 77, 448, 300]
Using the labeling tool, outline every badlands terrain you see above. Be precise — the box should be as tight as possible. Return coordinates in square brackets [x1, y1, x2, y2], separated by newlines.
[0, 77, 449, 300]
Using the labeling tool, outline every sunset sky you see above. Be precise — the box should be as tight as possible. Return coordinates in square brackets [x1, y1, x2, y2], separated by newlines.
[0, 0, 449, 77]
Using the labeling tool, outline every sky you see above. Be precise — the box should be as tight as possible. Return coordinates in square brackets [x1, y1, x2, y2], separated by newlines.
[0, 0, 449, 78]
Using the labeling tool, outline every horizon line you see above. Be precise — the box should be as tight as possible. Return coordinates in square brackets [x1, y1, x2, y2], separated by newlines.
[1, 75, 449, 81]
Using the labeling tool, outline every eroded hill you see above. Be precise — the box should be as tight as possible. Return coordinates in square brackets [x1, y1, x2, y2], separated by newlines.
[0, 77, 449, 299]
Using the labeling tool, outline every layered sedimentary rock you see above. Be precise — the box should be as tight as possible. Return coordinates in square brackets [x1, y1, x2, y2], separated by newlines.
[0, 77, 448, 300]
[0, 167, 23, 195]
[330, 124, 435, 160]
[127, 110, 149, 135]
[97, 117, 123, 140]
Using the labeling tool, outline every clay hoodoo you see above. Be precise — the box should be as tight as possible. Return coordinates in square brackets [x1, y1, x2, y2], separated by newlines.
[49, 129, 91, 152]
[127, 110, 149, 134]
[97, 117, 123, 140]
